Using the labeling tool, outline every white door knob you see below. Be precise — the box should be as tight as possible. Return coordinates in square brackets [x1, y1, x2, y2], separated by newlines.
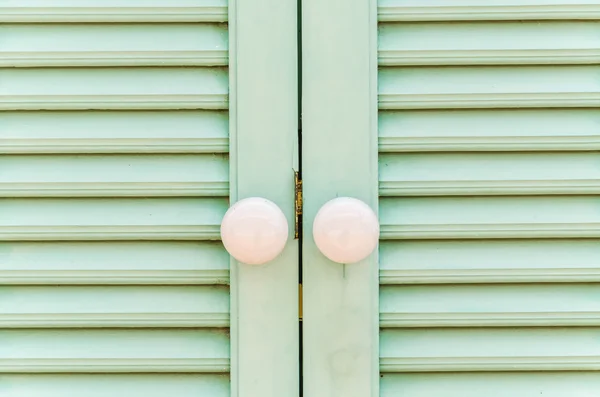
[221, 197, 289, 265]
[313, 197, 379, 264]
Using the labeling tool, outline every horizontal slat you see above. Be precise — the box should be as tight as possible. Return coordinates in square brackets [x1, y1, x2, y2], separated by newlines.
[378, 0, 600, 21]
[0, 68, 228, 110]
[380, 240, 600, 284]
[0, 286, 228, 327]
[0, 154, 228, 197]
[379, 109, 600, 152]
[379, 66, 600, 109]
[380, 284, 600, 327]
[379, 21, 600, 66]
[0, 0, 227, 23]
[0, 242, 229, 284]
[0, 329, 229, 372]
[0, 241, 228, 285]
[380, 196, 600, 239]
[0, 198, 226, 240]
[381, 372, 600, 397]
[0, 111, 228, 154]
[381, 328, 600, 372]
[0, 374, 229, 397]
[379, 153, 600, 196]
[0, 24, 227, 67]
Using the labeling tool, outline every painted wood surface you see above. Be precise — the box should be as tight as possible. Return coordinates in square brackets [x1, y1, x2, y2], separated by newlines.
[0, 24, 227, 67]
[302, 0, 379, 396]
[0, 375, 229, 397]
[381, 373, 600, 397]
[378, 1, 600, 396]
[379, 21, 600, 65]
[0, 1, 298, 396]
[0, 0, 228, 23]
[378, 0, 600, 21]
[0, 111, 229, 153]
[0, 241, 229, 285]
[380, 240, 600, 284]
[229, 0, 299, 396]
[0, 68, 228, 110]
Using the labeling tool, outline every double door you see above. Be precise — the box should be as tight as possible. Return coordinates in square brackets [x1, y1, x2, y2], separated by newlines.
[2, 0, 600, 396]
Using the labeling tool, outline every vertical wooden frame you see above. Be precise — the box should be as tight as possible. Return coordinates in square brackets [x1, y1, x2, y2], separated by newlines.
[229, 1, 299, 397]
[302, 0, 380, 396]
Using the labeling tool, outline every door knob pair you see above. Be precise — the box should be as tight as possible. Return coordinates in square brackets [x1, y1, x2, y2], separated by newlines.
[221, 197, 379, 265]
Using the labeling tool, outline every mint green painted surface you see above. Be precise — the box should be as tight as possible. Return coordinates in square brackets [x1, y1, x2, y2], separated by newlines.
[379, 109, 600, 152]
[377, 1, 600, 396]
[0, 68, 228, 110]
[381, 373, 600, 397]
[0, 241, 229, 285]
[0, 375, 229, 397]
[380, 240, 600, 284]
[0, 111, 229, 153]
[0, 24, 228, 67]
[7, 0, 600, 396]
[302, 0, 379, 397]
[379, 21, 600, 66]
[0, 0, 229, 23]
[378, 0, 600, 21]
[0, 1, 298, 396]
[228, 0, 299, 396]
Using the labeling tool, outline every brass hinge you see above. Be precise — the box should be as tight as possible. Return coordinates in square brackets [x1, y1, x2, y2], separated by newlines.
[294, 171, 303, 239]
[294, 170, 302, 321]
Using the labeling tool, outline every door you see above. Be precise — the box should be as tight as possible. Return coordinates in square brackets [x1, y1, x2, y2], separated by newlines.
[302, 0, 600, 396]
[0, 1, 298, 396]
[6, 1, 600, 396]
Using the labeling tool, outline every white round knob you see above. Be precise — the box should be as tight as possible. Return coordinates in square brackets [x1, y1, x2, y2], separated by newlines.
[221, 197, 289, 265]
[313, 197, 379, 264]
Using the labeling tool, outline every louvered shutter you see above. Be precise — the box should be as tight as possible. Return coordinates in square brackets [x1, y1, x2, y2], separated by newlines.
[379, 2, 600, 395]
[0, 1, 298, 396]
[304, 1, 600, 396]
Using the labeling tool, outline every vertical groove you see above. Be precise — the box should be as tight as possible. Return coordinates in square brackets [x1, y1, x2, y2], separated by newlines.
[297, 0, 303, 395]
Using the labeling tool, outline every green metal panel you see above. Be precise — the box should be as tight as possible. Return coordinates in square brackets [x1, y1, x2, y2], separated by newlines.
[0, 0, 298, 396]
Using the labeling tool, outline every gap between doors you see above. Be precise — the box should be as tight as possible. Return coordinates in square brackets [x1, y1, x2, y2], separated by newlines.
[297, 0, 303, 394]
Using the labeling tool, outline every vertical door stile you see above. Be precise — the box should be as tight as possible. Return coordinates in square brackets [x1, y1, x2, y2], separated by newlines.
[229, 0, 299, 396]
[302, 0, 380, 396]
